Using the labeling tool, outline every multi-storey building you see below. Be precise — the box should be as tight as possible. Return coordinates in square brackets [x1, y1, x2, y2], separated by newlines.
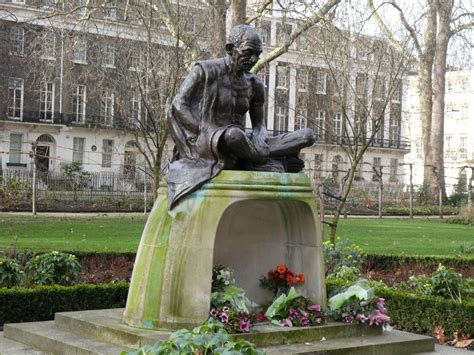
[0, 0, 410, 189]
[404, 70, 474, 194]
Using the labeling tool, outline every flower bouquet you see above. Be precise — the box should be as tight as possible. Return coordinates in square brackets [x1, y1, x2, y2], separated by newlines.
[328, 281, 390, 326]
[260, 264, 305, 297]
[264, 287, 325, 327]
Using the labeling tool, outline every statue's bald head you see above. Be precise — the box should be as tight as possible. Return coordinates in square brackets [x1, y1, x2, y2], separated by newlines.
[226, 24, 262, 50]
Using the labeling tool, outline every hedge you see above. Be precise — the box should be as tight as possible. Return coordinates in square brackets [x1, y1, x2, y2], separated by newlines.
[0, 282, 128, 327]
[364, 254, 474, 270]
[382, 206, 459, 216]
[326, 279, 474, 337]
[2, 280, 472, 338]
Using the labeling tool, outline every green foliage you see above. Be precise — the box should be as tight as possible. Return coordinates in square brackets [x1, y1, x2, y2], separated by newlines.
[365, 253, 474, 270]
[427, 265, 472, 302]
[0, 256, 23, 287]
[211, 285, 248, 313]
[0, 282, 128, 326]
[25, 251, 81, 286]
[326, 265, 360, 282]
[326, 279, 474, 337]
[382, 205, 459, 216]
[123, 318, 263, 355]
[323, 238, 366, 276]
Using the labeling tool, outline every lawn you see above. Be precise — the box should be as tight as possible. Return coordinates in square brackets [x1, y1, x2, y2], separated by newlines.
[0, 214, 472, 257]
[0, 214, 147, 253]
[325, 217, 473, 257]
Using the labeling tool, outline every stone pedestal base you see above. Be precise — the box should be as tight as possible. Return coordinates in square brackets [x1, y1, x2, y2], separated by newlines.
[122, 171, 326, 330]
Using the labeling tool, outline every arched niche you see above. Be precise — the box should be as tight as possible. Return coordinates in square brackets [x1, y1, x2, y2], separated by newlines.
[213, 199, 320, 305]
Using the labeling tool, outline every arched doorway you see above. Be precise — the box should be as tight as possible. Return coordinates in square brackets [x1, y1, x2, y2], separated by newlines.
[35, 134, 55, 172]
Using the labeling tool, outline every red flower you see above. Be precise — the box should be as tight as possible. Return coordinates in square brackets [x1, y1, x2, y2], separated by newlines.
[298, 274, 305, 282]
[277, 265, 287, 274]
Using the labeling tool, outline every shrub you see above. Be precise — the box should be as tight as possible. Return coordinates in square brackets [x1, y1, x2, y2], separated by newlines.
[0, 256, 23, 287]
[25, 251, 81, 286]
[0, 282, 129, 326]
[326, 265, 360, 282]
[323, 238, 366, 276]
[383, 205, 458, 216]
[123, 318, 263, 355]
[427, 265, 472, 302]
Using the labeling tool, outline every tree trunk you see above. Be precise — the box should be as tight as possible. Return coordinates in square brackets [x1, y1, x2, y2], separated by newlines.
[231, 0, 247, 28]
[208, 0, 228, 57]
[421, 0, 437, 197]
[430, 0, 453, 200]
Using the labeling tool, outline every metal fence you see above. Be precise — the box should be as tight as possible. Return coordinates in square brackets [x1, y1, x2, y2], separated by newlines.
[0, 169, 154, 211]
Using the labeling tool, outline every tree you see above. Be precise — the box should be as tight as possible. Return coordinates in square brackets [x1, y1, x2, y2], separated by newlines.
[292, 9, 409, 241]
[369, 0, 474, 201]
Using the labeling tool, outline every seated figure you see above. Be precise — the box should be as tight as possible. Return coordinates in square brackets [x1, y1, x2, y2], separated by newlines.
[167, 24, 315, 209]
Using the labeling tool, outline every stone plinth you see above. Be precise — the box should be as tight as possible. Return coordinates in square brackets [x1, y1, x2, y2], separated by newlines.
[122, 171, 326, 330]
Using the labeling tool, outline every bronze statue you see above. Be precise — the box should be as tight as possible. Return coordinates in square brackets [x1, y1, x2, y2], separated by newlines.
[167, 24, 315, 209]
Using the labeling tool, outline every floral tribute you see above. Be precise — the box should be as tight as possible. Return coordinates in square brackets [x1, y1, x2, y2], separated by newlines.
[260, 264, 305, 296]
[210, 265, 254, 333]
[328, 281, 390, 326]
[264, 287, 325, 327]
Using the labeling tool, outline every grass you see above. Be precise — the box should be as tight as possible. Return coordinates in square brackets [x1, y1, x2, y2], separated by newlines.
[0, 214, 472, 257]
[324, 218, 474, 258]
[0, 214, 147, 253]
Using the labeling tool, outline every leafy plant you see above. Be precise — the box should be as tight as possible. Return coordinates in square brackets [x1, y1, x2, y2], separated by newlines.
[323, 238, 366, 276]
[327, 265, 360, 282]
[264, 287, 325, 327]
[123, 318, 263, 355]
[25, 251, 81, 286]
[259, 264, 305, 297]
[427, 264, 472, 303]
[0, 256, 23, 287]
[328, 280, 390, 326]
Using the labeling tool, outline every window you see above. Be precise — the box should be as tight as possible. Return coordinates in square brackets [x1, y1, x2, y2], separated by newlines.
[42, 0, 53, 8]
[444, 135, 452, 159]
[40, 82, 54, 121]
[102, 139, 113, 168]
[389, 117, 399, 147]
[274, 106, 288, 133]
[297, 69, 308, 92]
[41, 31, 56, 59]
[389, 158, 398, 181]
[276, 66, 288, 89]
[460, 136, 467, 160]
[101, 91, 114, 126]
[75, 0, 87, 16]
[392, 80, 402, 102]
[72, 85, 86, 122]
[73, 36, 87, 63]
[373, 77, 385, 100]
[356, 73, 367, 97]
[130, 49, 143, 71]
[11, 0, 26, 4]
[315, 111, 325, 141]
[9, 134, 22, 164]
[257, 20, 271, 45]
[72, 137, 85, 164]
[130, 93, 141, 126]
[315, 71, 327, 94]
[416, 137, 423, 159]
[295, 108, 307, 130]
[10, 27, 24, 56]
[103, 42, 115, 67]
[276, 22, 293, 43]
[104, 0, 117, 19]
[372, 157, 381, 181]
[8, 78, 23, 119]
[334, 112, 343, 138]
